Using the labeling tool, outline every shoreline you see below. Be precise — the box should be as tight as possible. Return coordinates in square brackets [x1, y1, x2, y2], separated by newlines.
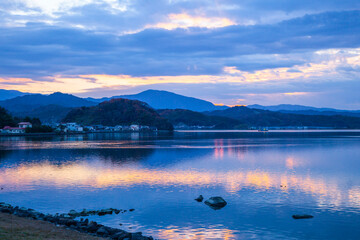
[0, 202, 153, 240]
[0, 130, 172, 137]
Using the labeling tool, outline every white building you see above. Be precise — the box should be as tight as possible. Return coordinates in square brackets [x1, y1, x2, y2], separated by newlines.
[114, 125, 123, 131]
[62, 123, 84, 132]
[2, 126, 25, 134]
[130, 124, 140, 131]
[18, 122, 32, 128]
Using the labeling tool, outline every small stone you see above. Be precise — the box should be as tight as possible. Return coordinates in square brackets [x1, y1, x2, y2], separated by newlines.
[129, 209, 135, 212]
[195, 195, 204, 202]
[292, 214, 314, 219]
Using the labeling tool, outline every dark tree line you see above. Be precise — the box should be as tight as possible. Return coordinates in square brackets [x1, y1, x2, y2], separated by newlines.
[0, 106, 53, 133]
[0, 107, 15, 128]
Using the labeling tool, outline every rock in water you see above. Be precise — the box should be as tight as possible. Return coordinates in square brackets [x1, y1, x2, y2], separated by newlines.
[292, 214, 314, 219]
[195, 195, 204, 202]
[204, 197, 227, 210]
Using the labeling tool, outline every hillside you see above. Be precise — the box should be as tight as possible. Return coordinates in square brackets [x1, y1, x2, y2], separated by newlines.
[206, 106, 360, 128]
[88, 90, 228, 112]
[0, 92, 96, 113]
[63, 98, 173, 130]
[158, 109, 247, 129]
[13, 105, 72, 123]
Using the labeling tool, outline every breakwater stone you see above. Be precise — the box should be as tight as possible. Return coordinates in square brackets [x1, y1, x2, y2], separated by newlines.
[0, 202, 153, 240]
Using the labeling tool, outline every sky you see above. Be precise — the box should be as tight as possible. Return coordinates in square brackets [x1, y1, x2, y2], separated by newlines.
[0, 0, 360, 109]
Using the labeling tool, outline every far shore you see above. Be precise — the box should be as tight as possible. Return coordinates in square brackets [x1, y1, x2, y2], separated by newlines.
[1, 129, 360, 137]
[0, 130, 172, 137]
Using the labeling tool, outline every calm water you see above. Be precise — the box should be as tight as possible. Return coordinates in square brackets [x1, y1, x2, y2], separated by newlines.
[1, 131, 360, 240]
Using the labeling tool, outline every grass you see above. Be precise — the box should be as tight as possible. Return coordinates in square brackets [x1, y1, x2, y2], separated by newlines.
[0, 212, 105, 240]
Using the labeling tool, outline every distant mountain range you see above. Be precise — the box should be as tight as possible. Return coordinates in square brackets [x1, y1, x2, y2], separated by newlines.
[0, 92, 96, 113]
[248, 104, 360, 117]
[0, 89, 30, 101]
[1, 89, 360, 128]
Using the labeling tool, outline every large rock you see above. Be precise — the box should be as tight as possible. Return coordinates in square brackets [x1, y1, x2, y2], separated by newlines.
[204, 197, 227, 210]
[98, 208, 113, 216]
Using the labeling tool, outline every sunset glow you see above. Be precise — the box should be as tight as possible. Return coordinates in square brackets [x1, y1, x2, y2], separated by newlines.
[0, 1, 359, 108]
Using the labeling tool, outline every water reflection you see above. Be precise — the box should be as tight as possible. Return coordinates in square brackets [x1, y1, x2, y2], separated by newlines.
[0, 132, 360, 239]
[154, 227, 238, 240]
[1, 161, 358, 210]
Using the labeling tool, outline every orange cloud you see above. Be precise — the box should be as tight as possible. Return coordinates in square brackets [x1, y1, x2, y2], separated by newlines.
[146, 13, 236, 30]
[0, 48, 359, 96]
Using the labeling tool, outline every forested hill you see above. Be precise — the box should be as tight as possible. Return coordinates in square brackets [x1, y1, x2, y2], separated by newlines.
[157, 109, 247, 129]
[63, 98, 173, 130]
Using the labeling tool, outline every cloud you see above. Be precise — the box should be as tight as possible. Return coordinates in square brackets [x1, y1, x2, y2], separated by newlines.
[0, 10, 360, 79]
[1, 47, 359, 109]
[145, 13, 237, 30]
[0, 1, 359, 108]
[3, 0, 360, 30]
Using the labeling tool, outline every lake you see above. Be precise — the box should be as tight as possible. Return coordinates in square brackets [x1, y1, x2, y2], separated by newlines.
[1, 131, 360, 239]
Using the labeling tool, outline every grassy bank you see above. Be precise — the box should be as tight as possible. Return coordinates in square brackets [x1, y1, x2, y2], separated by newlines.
[0, 212, 105, 240]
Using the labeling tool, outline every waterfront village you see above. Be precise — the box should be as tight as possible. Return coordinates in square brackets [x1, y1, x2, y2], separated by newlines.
[0, 121, 158, 135]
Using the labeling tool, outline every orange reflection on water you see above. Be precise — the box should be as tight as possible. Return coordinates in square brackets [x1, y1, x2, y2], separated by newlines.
[285, 157, 303, 169]
[348, 187, 360, 208]
[214, 139, 224, 159]
[246, 172, 272, 189]
[0, 161, 351, 209]
[155, 227, 236, 240]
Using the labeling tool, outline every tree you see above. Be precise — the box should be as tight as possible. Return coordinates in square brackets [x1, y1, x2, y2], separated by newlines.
[0, 107, 15, 128]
